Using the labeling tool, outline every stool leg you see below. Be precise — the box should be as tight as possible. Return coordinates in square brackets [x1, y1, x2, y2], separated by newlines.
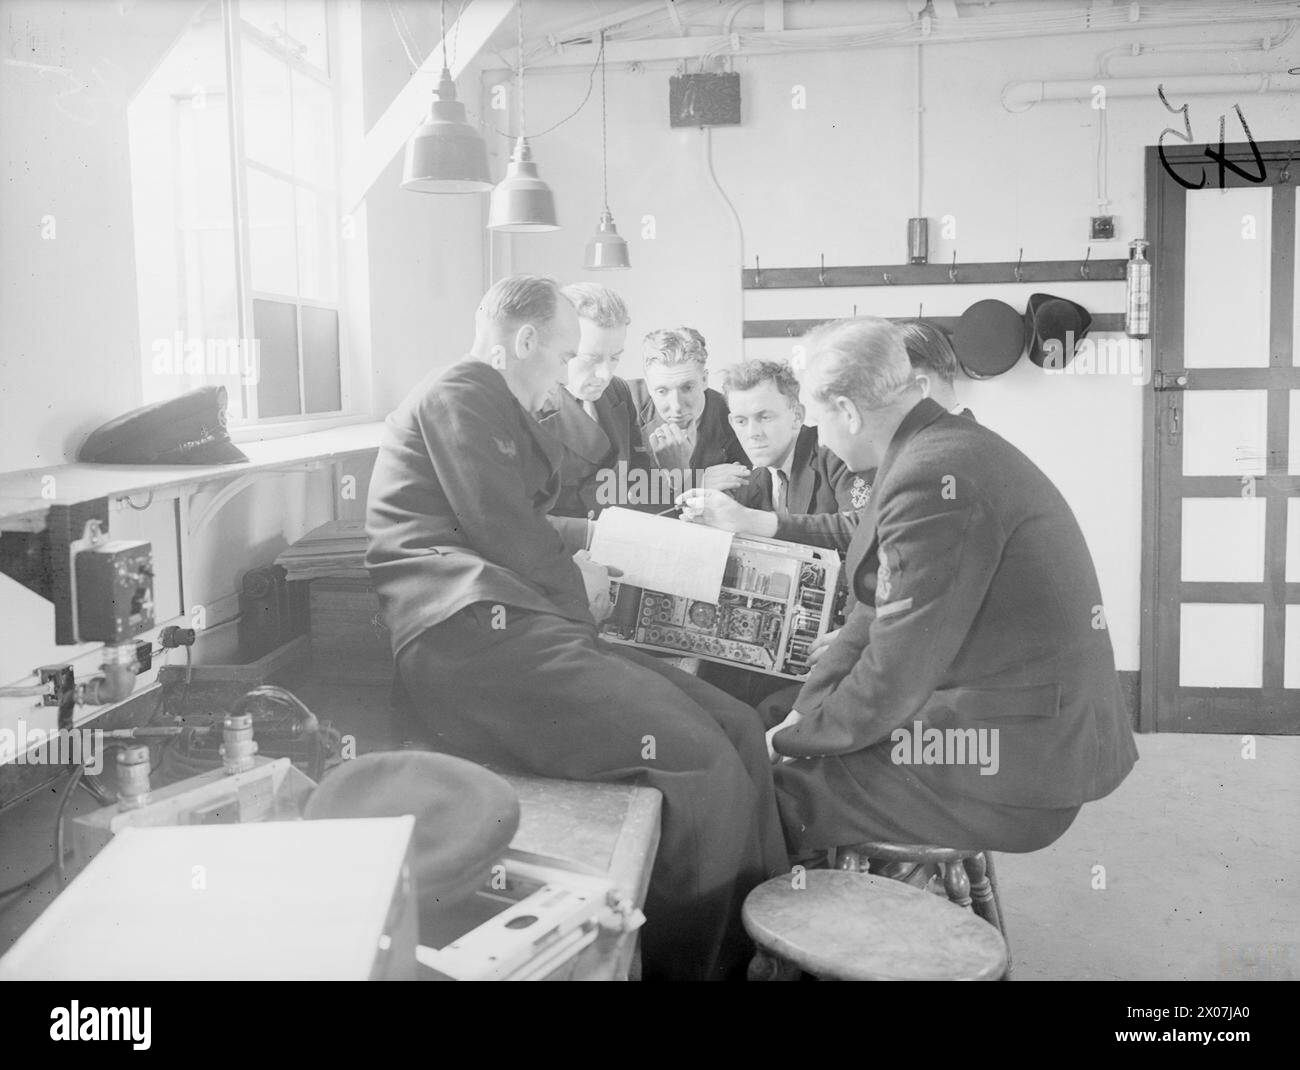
[964, 852, 1000, 929]
[979, 851, 1012, 979]
[748, 949, 800, 981]
[943, 860, 971, 908]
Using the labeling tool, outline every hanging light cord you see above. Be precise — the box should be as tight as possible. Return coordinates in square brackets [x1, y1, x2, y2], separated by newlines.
[440, 0, 448, 69]
[488, 29, 605, 141]
[600, 29, 609, 211]
[517, 1, 527, 138]
[386, 0, 421, 71]
[387, 0, 467, 74]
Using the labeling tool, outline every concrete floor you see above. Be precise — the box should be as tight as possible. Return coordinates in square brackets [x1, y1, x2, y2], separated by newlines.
[992, 732, 1300, 980]
[4, 669, 1297, 979]
[268, 679, 1300, 981]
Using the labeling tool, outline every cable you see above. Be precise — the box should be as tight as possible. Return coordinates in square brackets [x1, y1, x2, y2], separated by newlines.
[451, 0, 466, 68]
[54, 763, 85, 884]
[385, 0, 421, 72]
[600, 30, 608, 209]
[0, 762, 85, 906]
[0, 863, 53, 903]
[487, 9, 603, 141]
[176, 644, 193, 718]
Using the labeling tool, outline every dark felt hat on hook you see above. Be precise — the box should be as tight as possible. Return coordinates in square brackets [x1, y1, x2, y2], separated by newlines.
[1025, 293, 1093, 369]
[952, 299, 1026, 379]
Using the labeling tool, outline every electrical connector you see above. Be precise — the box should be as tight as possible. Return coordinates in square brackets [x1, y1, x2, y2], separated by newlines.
[159, 626, 196, 649]
[133, 640, 152, 674]
[37, 664, 75, 707]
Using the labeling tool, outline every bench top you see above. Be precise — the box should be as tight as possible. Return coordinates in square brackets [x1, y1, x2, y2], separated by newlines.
[501, 774, 662, 981]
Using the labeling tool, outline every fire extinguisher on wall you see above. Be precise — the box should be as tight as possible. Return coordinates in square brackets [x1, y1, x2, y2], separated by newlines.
[1126, 238, 1151, 338]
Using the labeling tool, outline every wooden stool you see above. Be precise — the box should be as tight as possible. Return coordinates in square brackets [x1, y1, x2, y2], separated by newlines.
[743, 870, 1008, 981]
[836, 842, 1011, 976]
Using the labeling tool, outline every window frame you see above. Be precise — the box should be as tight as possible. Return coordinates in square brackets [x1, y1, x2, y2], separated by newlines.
[224, 0, 352, 428]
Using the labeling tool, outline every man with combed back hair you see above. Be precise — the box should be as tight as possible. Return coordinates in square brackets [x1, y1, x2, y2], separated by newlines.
[536, 284, 649, 522]
[365, 275, 788, 981]
[681, 316, 1138, 856]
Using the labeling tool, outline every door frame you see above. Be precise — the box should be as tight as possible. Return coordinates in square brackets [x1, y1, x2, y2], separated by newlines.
[1141, 138, 1299, 733]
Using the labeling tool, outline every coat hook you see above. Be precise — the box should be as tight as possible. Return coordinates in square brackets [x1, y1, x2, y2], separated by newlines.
[818, 253, 827, 286]
[1280, 152, 1293, 183]
[754, 255, 762, 287]
[882, 271, 894, 284]
[1080, 247, 1092, 280]
[1014, 247, 1024, 283]
[949, 250, 958, 283]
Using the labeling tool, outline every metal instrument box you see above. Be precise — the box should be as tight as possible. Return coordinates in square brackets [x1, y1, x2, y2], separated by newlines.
[0, 818, 418, 980]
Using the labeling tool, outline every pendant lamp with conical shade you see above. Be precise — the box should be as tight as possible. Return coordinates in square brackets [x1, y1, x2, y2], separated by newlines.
[400, 0, 490, 193]
[488, 0, 559, 232]
[583, 32, 629, 269]
[585, 209, 630, 269]
[488, 137, 559, 231]
[402, 68, 491, 193]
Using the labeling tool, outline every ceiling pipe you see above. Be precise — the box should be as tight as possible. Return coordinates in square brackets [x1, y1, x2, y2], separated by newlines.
[1002, 70, 1298, 112]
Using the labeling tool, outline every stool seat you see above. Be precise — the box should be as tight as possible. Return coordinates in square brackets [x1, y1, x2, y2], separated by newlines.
[743, 870, 1008, 981]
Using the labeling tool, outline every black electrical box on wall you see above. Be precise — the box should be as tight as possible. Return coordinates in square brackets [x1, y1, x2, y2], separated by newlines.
[669, 72, 741, 127]
[75, 540, 154, 643]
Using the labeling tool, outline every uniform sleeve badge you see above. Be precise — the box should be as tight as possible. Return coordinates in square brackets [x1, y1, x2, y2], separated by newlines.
[492, 435, 518, 459]
[851, 476, 871, 510]
[876, 546, 893, 601]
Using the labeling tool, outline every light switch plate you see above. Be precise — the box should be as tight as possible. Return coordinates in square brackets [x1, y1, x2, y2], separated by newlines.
[1090, 215, 1116, 241]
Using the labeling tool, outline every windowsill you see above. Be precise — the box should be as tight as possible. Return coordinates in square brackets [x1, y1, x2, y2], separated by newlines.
[228, 412, 376, 445]
[0, 421, 385, 529]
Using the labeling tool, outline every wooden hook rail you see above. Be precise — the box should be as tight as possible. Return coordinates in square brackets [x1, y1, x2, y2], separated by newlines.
[741, 258, 1127, 289]
[743, 313, 1127, 339]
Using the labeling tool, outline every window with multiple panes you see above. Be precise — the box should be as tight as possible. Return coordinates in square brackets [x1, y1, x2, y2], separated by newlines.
[129, 0, 344, 424]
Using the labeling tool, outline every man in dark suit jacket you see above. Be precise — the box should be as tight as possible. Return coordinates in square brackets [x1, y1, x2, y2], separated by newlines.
[673, 326, 966, 553]
[693, 316, 1138, 855]
[626, 327, 750, 499]
[535, 284, 648, 523]
[366, 276, 788, 979]
[722, 359, 858, 522]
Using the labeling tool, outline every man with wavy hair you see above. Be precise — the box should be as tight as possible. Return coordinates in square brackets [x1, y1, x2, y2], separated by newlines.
[628, 327, 750, 500]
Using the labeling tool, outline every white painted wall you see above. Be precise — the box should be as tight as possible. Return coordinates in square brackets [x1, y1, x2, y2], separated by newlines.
[0, 0, 471, 728]
[2, 1, 1296, 703]
[497, 25, 1299, 671]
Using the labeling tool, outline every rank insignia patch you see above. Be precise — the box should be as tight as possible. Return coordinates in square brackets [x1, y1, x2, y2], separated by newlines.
[877, 546, 894, 601]
[851, 476, 871, 510]
[492, 436, 518, 459]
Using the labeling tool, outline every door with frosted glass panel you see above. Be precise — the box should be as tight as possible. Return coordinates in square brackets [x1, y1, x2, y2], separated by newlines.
[1143, 140, 1299, 733]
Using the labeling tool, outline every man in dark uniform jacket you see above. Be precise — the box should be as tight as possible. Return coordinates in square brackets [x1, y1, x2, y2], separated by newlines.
[678, 326, 968, 554]
[535, 284, 649, 522]
[626, 327, 750, 498]
[365, 276, 788, 980]
[686, 317, 1139, 855]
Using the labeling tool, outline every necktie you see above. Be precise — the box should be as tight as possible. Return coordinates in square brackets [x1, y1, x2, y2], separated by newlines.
[772, 468, 789, 511]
